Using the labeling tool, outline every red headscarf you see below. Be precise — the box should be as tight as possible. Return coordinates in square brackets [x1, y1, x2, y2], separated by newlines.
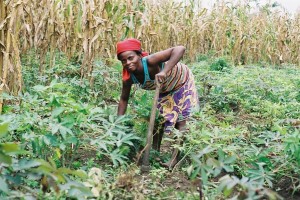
[116, 38, 148, 81]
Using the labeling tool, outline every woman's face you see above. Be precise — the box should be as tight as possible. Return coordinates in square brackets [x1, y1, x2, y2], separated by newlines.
[118, 51, 142, 73]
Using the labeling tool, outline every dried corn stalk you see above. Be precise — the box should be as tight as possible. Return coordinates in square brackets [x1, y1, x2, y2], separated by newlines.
[0, 0, 300, 112]
[0, 0, 23, 113]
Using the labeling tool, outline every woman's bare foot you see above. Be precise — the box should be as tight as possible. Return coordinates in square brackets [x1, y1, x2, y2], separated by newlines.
[160, 149, 180, 170]
[160, 159, 178, 170]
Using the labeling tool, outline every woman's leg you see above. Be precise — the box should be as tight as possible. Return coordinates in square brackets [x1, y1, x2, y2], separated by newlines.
[162, 120, 186, 169]
[152, 122, 164, 152]
[175, 120, 186, 131]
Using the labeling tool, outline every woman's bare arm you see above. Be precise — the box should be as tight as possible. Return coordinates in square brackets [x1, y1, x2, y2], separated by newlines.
[146, 46, 186, 82]
[117, 80, 132, 115]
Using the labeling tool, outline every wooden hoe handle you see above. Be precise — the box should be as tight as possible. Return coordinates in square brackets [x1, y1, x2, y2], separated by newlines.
[141, 77, 161, 172]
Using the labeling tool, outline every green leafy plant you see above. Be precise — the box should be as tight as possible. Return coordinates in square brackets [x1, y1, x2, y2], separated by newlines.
[0, 122, 91, 199]
[209, 58, 231, 72]
[88, 108, 141, 167]
[284, 129, 300, 165]
[218, 175, 282, 199]
[246, 162, 275, 188]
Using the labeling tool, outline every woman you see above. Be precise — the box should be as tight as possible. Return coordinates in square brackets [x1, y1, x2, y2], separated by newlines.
[117, 38, 198, 169]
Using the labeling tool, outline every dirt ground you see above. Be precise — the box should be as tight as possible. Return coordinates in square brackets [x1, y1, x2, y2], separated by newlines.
[274, 176, 300, 200]
[75, 141, 299, 200]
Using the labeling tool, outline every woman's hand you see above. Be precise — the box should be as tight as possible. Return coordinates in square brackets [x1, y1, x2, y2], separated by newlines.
[155, 71, 167, 84]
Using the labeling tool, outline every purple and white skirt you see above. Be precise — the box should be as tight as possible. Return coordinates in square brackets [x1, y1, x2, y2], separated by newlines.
[157, 71, 199, 134]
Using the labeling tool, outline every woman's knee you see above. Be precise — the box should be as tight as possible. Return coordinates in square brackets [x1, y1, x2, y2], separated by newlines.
[175, 120, 186, 131]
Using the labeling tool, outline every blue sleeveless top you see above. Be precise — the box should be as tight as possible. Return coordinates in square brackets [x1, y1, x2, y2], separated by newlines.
[130, 57, 164, 90]
[130, 57, 189, 93]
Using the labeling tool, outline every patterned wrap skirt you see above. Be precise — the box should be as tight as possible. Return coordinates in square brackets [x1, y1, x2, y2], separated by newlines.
[157, 70, 199, 134]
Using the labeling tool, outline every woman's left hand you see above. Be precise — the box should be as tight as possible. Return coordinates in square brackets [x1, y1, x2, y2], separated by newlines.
[155, 71, 167, 84]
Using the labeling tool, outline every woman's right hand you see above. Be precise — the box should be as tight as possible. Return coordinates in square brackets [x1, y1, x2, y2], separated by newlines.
[155, 71, 167, 84]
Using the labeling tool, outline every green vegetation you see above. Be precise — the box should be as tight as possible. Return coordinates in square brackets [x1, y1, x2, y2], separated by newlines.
[1, 52, 299, 199]
[1, 0, 300, 199]
[1, 0, 300, 102]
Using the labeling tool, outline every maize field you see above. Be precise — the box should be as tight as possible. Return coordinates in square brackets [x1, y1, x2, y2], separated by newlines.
[0, 0, 300, 199]
[1, 0, 300, 99]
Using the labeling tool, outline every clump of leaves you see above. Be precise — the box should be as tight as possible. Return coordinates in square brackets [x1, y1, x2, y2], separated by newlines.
[187, 147, 236, 183]
[0, 121, 91, 199]
[218, 175, 282, 199]
[209, 58, 231, 72]
[130, 90, 162, 141]
[88, 109, 141, 167]
[284, 129, 300, 166]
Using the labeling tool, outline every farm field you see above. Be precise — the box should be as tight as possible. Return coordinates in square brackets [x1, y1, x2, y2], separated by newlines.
[1, 0, 300, 199]
[1, 53, 299, 199]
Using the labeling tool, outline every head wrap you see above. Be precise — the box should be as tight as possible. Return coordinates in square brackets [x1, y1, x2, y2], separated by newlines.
[116, 38, 148, 81]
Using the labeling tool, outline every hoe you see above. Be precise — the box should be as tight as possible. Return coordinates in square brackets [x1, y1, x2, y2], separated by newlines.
[141, 78, 161, 173]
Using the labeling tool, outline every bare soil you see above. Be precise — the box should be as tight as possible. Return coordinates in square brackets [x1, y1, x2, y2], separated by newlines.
[74, 140, 299, 200]
[275, 176, 300, 200]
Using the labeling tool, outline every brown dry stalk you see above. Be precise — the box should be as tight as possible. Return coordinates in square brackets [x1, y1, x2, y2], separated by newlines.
[0, 0, 5, 113]
[0, 0, 299, 112]
[4, 1, 300, 67]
